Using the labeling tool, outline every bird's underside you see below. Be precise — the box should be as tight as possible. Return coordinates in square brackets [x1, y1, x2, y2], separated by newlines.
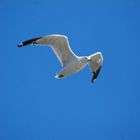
[18, 34, 103, 83]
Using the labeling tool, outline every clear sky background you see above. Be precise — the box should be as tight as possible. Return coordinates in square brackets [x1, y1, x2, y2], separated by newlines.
[0, 0, 140, 140]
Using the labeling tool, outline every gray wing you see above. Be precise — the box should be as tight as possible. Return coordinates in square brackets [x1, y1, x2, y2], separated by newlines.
[88, 52, 103, 83]
[18, 34, 78, 67]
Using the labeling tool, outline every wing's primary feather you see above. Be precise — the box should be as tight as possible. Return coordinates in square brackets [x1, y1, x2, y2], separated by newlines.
[91, 66, 102, 83]
[18, 37, 42, 47]
[88, 52, 103, 83]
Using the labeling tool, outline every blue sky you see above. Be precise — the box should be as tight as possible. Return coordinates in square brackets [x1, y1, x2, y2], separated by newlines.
[0, 0, 140, 140]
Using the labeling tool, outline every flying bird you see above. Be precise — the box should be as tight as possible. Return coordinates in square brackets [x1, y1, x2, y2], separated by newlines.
[18, 34, 103, 83]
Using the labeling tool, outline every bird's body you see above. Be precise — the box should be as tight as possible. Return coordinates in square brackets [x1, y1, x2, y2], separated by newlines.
[18, 34, 103, 83]
[55, 56, 89, 78]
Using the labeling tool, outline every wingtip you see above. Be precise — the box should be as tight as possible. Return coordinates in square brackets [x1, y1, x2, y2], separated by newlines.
[55, 75, 59, 79]
[17, 43, 23, 47]
[92, 79, 96, 83]
[91, 78, 96, 83]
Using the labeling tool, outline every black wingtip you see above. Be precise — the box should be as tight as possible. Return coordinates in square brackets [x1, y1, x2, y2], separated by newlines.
[17, 36, 42, 48]
[91, 72, 96, 83]
[91, 66, 102, 83]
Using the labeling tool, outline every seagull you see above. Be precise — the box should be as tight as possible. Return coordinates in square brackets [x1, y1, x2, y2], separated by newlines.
[18, 34, 103, 83]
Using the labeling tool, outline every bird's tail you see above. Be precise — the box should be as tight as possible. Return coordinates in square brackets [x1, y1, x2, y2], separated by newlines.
[17, 37, 42, 47]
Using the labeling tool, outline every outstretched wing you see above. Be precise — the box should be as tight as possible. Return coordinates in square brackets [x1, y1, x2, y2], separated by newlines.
[88, 52, 103, 83]
[18, 35, 78, 67]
